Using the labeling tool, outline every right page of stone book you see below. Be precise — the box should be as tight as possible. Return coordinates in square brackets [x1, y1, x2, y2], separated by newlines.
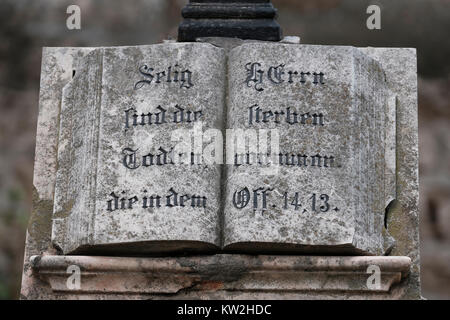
[223, 43, 395, 255]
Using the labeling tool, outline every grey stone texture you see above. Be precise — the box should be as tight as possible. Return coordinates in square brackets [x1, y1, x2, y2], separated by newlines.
[360, 47, 420, 299]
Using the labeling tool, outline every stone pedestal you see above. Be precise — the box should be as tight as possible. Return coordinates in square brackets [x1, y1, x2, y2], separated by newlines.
[24, 255, 411, 299]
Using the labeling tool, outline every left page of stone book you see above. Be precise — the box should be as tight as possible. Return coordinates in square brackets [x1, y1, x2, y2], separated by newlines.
[51, 43, 226, 255]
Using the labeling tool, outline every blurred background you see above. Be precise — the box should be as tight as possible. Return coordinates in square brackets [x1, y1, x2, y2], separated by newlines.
[0, 0, 449, 299]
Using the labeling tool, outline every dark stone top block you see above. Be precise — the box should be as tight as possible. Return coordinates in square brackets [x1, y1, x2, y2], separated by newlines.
[178, 0, 282, 42]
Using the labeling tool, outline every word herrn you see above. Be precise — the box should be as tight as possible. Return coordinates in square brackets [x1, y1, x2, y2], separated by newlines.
[246, 62, 325, 92]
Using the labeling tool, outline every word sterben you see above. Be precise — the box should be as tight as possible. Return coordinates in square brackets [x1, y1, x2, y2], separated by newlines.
[246, 62, 325, 92]
[134, 64, 193, 90]
[248, 104, 325, 126]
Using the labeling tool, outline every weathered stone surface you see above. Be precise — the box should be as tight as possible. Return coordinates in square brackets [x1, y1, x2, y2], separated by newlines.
[360, 47, 420, 299]
[52, 43, 226, 254]
[21, 47, 95, 299]
[224, 43, 395, 255]
[29, 254, 411, 300]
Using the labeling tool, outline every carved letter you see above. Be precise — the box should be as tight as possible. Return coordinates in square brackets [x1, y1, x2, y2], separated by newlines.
[134, 65, 154, 90]
[122, 148, 140, 169]
[246, 62, 264, 92]
[268, 64, 285, 84]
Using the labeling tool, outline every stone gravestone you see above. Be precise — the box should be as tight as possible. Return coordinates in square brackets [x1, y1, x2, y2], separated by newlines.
[21, 1, 420, 299]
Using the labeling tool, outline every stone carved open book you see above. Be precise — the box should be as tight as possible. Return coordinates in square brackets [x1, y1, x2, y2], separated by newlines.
[52, 42, 396, 255]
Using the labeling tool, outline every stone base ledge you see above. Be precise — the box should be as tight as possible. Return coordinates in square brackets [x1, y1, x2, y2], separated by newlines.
[28, 254, 411, 299]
